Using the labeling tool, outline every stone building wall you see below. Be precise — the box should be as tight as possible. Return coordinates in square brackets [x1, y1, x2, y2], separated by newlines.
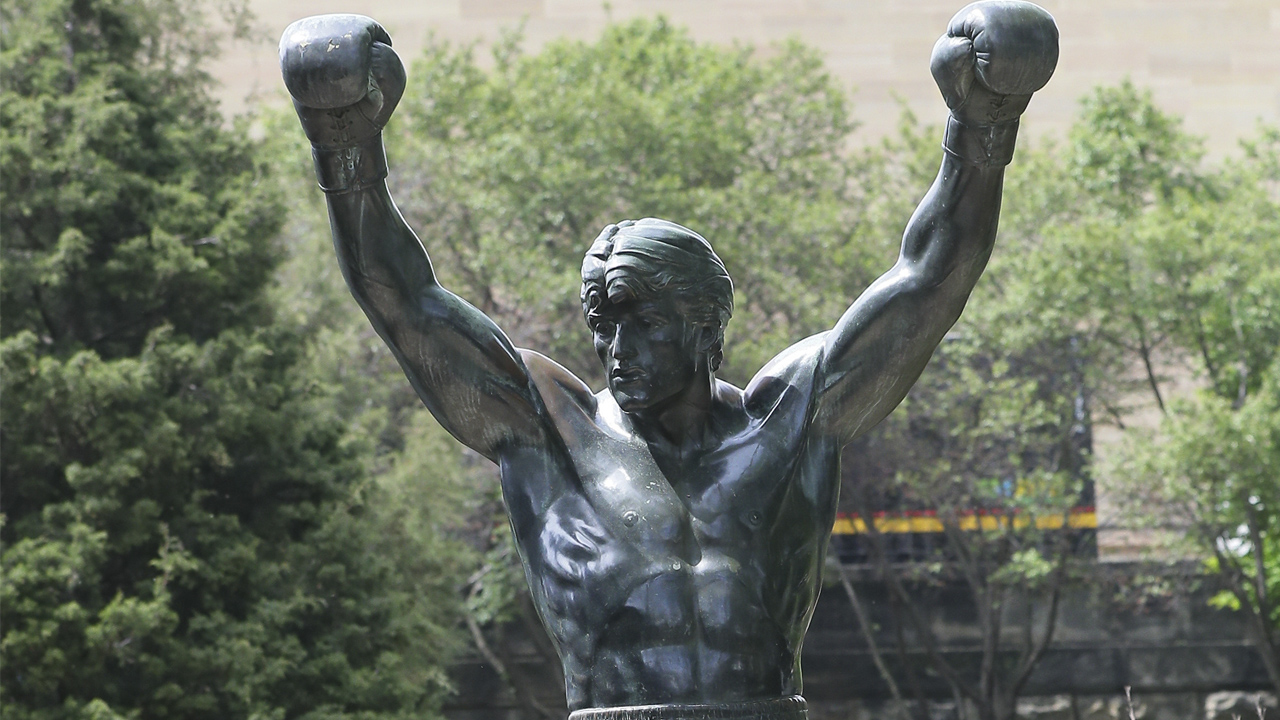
[220, 0, 1280, 157]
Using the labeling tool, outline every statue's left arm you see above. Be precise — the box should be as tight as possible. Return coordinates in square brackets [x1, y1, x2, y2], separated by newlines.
[812, 1, 1058, 444]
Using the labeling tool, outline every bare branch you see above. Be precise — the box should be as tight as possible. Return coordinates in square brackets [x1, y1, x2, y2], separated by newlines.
[854, 487, 979, 702]
[836, 562, 913, 720]
[1011, 546, 1069, 698]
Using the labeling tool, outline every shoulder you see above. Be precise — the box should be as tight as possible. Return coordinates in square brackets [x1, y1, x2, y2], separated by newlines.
[742, 332, 827, 419]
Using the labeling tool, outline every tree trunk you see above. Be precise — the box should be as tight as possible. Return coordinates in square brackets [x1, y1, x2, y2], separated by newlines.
[991, 692, 1018, 720]
[836, 562, 917, 720]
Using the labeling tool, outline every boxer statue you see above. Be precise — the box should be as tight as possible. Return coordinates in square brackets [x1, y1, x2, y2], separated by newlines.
[280, 3, 1058, 716]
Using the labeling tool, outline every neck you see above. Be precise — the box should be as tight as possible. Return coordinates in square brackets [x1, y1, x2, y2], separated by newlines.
[629, 367, 716, 448]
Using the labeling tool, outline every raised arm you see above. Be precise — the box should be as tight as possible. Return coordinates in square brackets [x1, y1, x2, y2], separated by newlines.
[812, 1, 1058, 443]
[280, 15, 547, 461]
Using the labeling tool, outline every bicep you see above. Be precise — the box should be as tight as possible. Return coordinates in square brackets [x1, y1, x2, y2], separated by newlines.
[814, 261, 970, 443]
[360, 277, 549, 462]
[814, 156, 1001, 443]
[327, 186, 550, 460]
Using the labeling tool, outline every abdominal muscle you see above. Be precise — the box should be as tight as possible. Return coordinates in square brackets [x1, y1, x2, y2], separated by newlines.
[584, 552, 787, 706]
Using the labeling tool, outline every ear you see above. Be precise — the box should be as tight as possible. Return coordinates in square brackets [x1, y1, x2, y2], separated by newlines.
[692, 324, 715, 350]
[696, 324, 724, 372]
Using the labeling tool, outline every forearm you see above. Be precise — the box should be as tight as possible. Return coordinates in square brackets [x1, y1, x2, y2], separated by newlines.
[810, 0, 1057, 443]
[817, 119, 1015, 436]
[281, 15, 546, 459]
[902, 0, 1058, 290]
[316, 134, 440, 310]
[899, 146, 1006, 297]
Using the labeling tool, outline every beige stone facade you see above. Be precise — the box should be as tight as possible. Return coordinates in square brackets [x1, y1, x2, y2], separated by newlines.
[218, 0, 1280, 156]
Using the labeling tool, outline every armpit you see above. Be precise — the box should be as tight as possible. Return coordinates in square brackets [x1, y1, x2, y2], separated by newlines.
[519, 349, 598, 420]
[742, 334, 825, 423]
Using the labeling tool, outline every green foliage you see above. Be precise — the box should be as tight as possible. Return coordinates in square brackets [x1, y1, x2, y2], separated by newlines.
[386, 18, 889, 384]
[1, 0, 278, 359]
[1065, 80, 1207, 216]
[1002, 81, 1280, 690]
[1115, 370, 1280, 687]
[1004, 83, 1280, 415]
[1142, 377, 1277, 603]
[838, 81, 1280, 712]
[9, 1, 1277, 711]
[1, 0, 463, 716]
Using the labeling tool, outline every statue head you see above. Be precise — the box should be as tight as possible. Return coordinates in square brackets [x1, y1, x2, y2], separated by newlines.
[581, 219, 734, 412]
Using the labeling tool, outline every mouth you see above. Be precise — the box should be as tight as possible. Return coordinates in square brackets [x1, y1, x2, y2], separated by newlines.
[610, 367, 645, 384]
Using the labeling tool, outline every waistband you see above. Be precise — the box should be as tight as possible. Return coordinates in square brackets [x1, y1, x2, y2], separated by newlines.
[568, 696, 807, 720]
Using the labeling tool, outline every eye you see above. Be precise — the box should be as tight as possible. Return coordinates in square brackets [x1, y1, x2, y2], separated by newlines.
[593, 320, 616, 337]
[638, 313, 666, 330]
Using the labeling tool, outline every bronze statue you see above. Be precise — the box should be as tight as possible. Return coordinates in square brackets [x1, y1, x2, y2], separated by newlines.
[280, 3, 1058, 716]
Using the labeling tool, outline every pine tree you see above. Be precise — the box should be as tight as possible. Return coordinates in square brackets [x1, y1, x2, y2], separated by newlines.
[2, 0, 458, 716]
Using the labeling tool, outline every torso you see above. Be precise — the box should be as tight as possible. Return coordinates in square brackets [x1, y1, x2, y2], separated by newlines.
[500, 337, 840, 710]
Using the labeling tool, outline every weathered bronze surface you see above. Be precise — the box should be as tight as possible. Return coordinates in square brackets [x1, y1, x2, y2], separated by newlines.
[280, 2, 1057, 714]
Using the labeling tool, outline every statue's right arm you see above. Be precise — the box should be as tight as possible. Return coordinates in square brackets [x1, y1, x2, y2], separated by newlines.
[281, 15, 550, 462]
[326, 182, 549, 461]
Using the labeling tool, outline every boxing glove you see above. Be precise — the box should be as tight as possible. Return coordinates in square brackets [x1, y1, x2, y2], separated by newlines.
[280, 14, 407, 192]
[930, 1, 1058, 166]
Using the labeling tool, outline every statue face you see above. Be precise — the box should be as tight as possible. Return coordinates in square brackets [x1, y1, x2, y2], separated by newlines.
[590, 294, 706, 413]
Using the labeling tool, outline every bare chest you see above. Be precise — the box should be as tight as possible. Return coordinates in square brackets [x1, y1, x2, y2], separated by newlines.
[571, 409, 793, 560]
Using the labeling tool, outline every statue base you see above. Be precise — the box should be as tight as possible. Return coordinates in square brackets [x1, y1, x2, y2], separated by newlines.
[568, 696, 807, 720]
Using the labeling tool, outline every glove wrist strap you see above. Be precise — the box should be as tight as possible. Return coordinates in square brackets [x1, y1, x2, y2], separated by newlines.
[312, 134, 388, 194]
[943, 116, 1019, 167]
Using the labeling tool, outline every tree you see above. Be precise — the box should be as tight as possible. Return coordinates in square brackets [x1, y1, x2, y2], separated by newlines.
[388, 18, 893, 386]
[1, 0, 465, 716]
[825, 114, 1093, 720]
[1118, 371, 1280, 691]
[976, 81, 1280, 694]
[821, 82, 1280, 720]
[1048, 86, 1280, 691]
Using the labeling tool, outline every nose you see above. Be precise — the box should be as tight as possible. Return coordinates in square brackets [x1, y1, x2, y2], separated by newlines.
[610, 324, 638, 360]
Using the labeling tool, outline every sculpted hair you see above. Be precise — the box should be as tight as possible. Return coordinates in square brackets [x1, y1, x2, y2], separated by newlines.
[581, 218, 734, 371]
